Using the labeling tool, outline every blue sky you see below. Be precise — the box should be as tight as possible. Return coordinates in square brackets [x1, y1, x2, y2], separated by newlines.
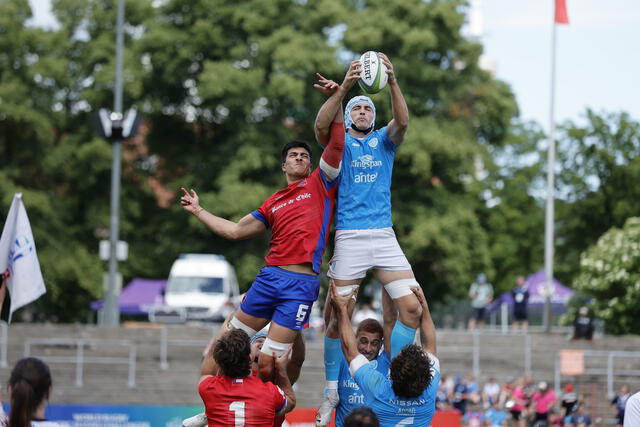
[28, 0, 640, 130]
[480, 0, 640, 129]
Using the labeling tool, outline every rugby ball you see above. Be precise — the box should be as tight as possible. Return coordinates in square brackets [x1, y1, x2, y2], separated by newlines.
[358, 51, 388, 94]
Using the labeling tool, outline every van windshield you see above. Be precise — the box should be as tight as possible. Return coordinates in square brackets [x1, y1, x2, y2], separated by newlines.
[167, 277, 224, 294]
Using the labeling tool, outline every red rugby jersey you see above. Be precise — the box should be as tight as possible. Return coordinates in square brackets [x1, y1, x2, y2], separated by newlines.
[199, 375, 286, 427]
[251, 122, 343, 273]
[251, 168, 338, 273]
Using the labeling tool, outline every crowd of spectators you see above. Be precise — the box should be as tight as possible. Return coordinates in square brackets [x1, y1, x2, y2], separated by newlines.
[436, 375, 600, 426]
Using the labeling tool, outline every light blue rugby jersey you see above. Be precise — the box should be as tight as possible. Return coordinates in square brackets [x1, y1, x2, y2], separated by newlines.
[335, 351, 391, 427]
[352, 354, 440, 427]
[336, 127, 397, 230]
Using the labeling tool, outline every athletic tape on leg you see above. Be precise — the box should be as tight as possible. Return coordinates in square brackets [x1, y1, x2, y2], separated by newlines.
[229, 316, 258, 338]
[260, 337, 293, 357]
[324, 337, 342, 383]
[336, 284, 359, 300]
[384, 279, 419, 299]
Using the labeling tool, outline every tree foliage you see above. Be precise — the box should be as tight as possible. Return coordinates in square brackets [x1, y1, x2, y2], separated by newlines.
[0, 0, 538, 322]
[570, 217, 640, 335]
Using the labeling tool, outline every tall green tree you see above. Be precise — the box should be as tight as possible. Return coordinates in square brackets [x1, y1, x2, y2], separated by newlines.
[570, 217, 640, 335]
[555, 110, 640, 284]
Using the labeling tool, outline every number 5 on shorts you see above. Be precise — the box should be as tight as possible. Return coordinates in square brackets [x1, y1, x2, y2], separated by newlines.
[296, 304, 309, 323]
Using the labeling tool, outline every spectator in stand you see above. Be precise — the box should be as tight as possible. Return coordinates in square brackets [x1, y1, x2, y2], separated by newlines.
[468, 274, 493, 330]
[509, 378, 528, 427]
[483, 400, 507, 427]
[623, 391, 640, 427]
[564, 404, 592, 427]
[612, 385, 631, 427]
[442, 374, 455, 400]
[511, 276, 529, 333]
[463, 401, 484, 427]
[482, 377, 501, 408]
[572, 307, 594, 341]
[561, 384, 579, 417]
[466, 375, 481, 404]
[531, 381, 557, 425]
[436, 376, 451, 410]
[499, 377, 515, 408]
[453, 375, 469, 415]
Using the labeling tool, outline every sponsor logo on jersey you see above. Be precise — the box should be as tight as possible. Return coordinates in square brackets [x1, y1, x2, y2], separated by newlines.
[352, 154, 382, 169]
[271, 193, 313, 213]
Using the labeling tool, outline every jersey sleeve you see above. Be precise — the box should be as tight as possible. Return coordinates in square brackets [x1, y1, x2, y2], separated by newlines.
[269, 383, 287, 415]
[251, 197, 272, 229]
[319, 121, 345, 181]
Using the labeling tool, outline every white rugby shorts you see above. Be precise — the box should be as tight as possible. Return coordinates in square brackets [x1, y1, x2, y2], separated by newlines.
[328, 227, 412, 280]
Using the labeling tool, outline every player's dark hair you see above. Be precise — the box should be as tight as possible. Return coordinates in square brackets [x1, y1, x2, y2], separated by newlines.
[390, 344, 433, 398]
[356, 318, 383, 338]
[281, 140, 312, 163]
[213, 329, 252, 378]
[344, 406, 379, 427]
[8, 357, 52, 427]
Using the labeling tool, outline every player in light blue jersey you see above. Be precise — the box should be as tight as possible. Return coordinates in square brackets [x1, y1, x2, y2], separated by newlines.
[329, 313, 390, 427]
[314, 53, 423, 426]
[330, 281, 439, 427]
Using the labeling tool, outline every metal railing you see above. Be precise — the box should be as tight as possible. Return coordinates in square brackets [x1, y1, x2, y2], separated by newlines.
[554, 350, 640, 398]
[24, 338, 137, 388]
[159, 326, 212, 370]
[438, 331, 532, 378]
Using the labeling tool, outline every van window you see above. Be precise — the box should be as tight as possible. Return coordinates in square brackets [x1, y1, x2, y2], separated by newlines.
[168, 277, 224, 294]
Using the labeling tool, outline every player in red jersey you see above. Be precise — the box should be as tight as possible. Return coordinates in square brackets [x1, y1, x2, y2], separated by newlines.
[180, 63, 361, 382]
[198, 322, 296, 426]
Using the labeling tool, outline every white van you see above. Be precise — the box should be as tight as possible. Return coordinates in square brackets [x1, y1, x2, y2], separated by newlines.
[162, 253, 240, 322]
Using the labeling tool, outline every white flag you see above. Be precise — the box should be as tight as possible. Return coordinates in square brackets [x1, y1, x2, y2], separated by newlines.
[0, 193, 46, 322]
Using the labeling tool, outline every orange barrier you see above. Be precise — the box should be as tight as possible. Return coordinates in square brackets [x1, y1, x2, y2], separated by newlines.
[284, 408, 461, 427]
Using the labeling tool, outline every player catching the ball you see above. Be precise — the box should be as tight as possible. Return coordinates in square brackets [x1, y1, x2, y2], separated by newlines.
[314, 52, 422, 426]
[180, 63, 361, 386]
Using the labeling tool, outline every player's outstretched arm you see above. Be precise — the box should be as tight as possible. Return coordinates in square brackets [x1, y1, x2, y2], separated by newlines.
[379, 53, 409, 146]
[330, 281, 359, 363]
[180, 188, 266, 240]
[314, 60, 361, 147]
[412, 286, 436, 356]
[274, 348, 297, 414]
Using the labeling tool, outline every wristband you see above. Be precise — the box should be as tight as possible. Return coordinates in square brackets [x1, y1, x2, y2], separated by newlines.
[193, 206, 204, 218]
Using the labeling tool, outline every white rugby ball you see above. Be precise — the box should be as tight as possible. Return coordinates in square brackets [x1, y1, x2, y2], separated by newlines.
[358, 51, 388, 94]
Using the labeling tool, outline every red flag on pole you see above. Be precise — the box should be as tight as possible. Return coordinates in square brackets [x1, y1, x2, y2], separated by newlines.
[555, 0, 569, 24]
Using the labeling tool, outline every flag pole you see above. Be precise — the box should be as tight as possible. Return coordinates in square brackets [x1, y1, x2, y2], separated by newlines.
[543, 1, 561, 333]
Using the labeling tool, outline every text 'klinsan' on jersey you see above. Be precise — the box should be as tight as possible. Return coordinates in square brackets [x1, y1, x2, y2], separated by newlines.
[352, 154, 382, 183]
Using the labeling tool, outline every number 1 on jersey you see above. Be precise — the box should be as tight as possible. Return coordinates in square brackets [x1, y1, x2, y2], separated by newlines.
[229, 401, 245, 426]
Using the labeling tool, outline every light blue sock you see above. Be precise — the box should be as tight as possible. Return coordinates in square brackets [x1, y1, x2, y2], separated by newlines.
[324, 336, 341, 388]
[391, 320, 417, 358]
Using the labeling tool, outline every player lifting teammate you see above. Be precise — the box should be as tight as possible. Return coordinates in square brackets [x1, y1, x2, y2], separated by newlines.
[314, 52, 422, 425]
[180, 62, 362, 384]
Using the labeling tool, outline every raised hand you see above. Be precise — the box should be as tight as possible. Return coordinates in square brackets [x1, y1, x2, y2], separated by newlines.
[378, 52, 396, 85]
[313, 73, 340, 97]
[180, 187, 201, 215]
[341, 60, 362, 91]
